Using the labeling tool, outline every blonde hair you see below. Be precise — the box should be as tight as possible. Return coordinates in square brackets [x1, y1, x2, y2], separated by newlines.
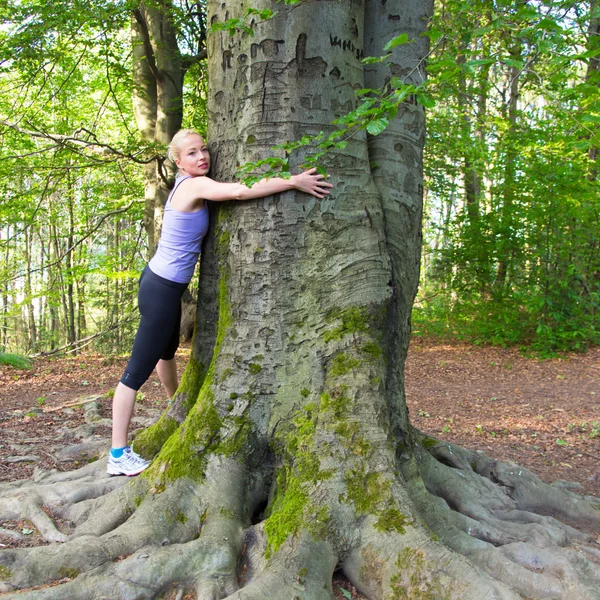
[167, 129, 203, 163]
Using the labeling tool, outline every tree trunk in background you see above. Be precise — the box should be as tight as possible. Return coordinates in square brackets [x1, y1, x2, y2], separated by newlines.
[1, 227, 10, 350]
[132, 0, 183, 257]
[495, 31, 522, 290]
[23, 227, 37, 352]
[587, 0, 600, 180]
[66, 169, 76, 347]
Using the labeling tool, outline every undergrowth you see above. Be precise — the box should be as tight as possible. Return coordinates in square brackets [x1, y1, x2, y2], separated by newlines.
[0, 352, 32, 370]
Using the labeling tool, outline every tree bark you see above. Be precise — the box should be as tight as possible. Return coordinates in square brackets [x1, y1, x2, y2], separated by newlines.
[0, 2, 599, 600]
[132, 0, 184, 257]
[587, 0, 600, 180]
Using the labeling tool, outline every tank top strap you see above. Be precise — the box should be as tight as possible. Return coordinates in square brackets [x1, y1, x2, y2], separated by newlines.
[165, 175, 192, 207]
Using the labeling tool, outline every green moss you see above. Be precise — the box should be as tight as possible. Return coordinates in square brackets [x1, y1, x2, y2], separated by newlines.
[362, 342, 383, 359]
[57, 567, 80, 580]
[345, 470, 390, 513]
[163, 508, 188, 525]
[420, 436, 440, 450]
[324, 307, 369, 342]
[145, 391, 223, 484]
[133, 495, 144, 507]
[229, 392, 239, 400]
[375, 507, 408, 534]
[329, 353, 361, 377]
[133, 416, 179, 460]
[217, 416, 250, 458]
[0, 565, 12, 580]
[177, 356, 208, 412]
[218, 230, 231, 249]
[300, 388, 311, 398]
[387, 548, 449, 600]
[248, 363, 262, 374]
[220, 368, 234, 382]
[320, 389, 351, 420]
[264, 404, 332, 557]
[219, 507, 235, 518]
[334, 420, 360, 440]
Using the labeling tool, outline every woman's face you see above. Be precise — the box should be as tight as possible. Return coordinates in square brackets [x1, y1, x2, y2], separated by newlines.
[175, 134, 211, 177]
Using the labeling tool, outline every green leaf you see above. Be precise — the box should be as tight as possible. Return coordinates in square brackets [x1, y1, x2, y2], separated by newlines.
[22, 528, 34, 535]
[416, 92, 436, 108]
[366, 118, 389, 136]
[464, 59, 495, 69]
[504, 58, 524, 70]
[556, 439, 569, 447]
[383, 33, 409, 52]
[338, 587, 352, 600]
[362, 54, 390, 64]
[421, 28, 444, 42]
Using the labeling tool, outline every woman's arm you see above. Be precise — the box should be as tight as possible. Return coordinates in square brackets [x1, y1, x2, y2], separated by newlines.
[182, 168, 333, 204]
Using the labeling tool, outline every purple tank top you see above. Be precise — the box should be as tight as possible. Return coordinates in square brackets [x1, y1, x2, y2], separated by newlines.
[148, 175, 210, 284]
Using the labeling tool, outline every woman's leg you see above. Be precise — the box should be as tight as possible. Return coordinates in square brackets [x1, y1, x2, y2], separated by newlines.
[156, 358, 178, 399]
[114, 268, 187, 447]
[111, 382, 137, 448]
[156, 292, 183, 400]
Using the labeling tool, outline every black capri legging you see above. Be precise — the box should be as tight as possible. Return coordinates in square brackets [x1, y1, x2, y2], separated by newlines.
[120, 266, 188, 391]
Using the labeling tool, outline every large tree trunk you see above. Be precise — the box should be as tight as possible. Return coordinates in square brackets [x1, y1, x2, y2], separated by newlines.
[0, 3, 599, 600]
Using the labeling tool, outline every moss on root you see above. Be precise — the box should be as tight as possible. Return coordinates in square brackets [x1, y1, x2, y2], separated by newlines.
[57, 567, 80, 580]
[134, 415, 179, 460]
[387, 548, 449, 600]
[0, 565, 12, 580]
[145, 389, 223, 485]
[264, 403, 333, 557]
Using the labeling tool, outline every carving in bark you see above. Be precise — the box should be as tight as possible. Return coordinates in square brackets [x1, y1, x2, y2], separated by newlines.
[0, 3, 598, 599]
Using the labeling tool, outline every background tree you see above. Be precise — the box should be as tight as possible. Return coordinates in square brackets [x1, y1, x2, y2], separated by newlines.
[419, 0, 600, 354]
[1, 2, 599, 599]
[0, 0, 208, 355]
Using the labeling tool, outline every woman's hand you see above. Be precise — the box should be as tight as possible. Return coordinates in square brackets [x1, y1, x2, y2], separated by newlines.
[291, 168, 333, 199]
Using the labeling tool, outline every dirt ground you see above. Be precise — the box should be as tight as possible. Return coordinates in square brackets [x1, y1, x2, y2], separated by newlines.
[0, 337, 598, 598]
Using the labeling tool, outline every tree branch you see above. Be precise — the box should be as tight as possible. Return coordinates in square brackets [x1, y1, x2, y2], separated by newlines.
[0, 120, 163, 165]
[181, 48, 207, 70]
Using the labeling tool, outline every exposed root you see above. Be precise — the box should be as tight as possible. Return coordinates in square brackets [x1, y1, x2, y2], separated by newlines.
[223, 533, 337, 600]
[343, 517, 521, 600]
[0, 460, 127, 544]
[0, 476, 207, 592]
[0, 538, 224, 600]
[413, 440, 600, 600]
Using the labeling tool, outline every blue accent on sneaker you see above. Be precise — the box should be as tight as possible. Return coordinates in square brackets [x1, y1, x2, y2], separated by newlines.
[110, 446, 129, 459]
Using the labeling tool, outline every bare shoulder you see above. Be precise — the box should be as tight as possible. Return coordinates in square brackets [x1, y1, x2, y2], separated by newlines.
[171, 176, 212, 211]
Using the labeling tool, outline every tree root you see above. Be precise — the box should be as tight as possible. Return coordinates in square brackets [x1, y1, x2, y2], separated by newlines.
[1, 430, 599, 600]
[0, 460, 126, 544]
[0, 473, 207, 592]
[412, 439, 600, 600]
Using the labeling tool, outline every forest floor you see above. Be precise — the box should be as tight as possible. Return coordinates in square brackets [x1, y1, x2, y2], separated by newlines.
[0, 337, 598, 599]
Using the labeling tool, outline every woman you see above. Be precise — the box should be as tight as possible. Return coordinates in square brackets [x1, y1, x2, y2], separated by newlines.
[107, 129, 333, 476]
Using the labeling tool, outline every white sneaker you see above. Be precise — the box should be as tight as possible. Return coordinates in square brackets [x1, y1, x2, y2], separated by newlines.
[107, 447, 150, 476]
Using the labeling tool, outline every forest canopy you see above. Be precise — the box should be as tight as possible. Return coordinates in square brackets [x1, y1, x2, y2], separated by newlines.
[0, 0, 598, 357]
